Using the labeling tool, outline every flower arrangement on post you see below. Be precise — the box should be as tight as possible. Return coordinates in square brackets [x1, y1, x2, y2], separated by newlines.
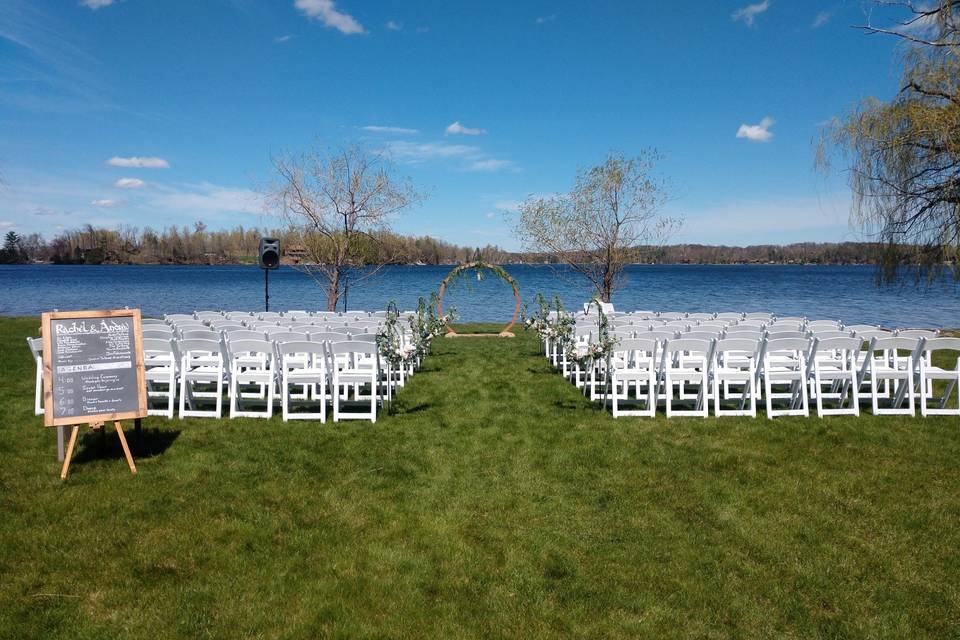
[564, 298, 618, 372]
[375, 303, 415, 369]
[522, 294, 575, 362]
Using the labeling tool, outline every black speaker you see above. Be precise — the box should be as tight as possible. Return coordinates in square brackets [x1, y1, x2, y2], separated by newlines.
[258, 237, 280, 270]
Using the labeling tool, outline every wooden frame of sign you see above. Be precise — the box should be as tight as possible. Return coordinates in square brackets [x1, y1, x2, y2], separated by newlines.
[41, 309, 147, 479]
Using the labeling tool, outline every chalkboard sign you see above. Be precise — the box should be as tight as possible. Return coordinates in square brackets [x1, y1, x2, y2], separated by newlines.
[41, 309, 147, 427]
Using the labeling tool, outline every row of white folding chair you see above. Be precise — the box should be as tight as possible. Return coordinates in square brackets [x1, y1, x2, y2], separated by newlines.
[574, 333, 958, 418]
[144, 336, 386, 422]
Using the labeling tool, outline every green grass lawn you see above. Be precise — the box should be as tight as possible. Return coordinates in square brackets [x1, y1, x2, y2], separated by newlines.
[1, 316, 959, 639]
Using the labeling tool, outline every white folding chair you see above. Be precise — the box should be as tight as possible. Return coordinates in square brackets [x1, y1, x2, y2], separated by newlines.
[868, 337, 919, 416]
[763, 337, 811, 418]
[227, 339, 275, 419]
[278, 341, 328, 422]
[610, 338, 658, 417]
[178, 338, 224, 418]
[327, 341, 380, 422]
[918, 337, 960, 416]
[143, 337, 178, 419]
[662, 338, 713, 418]
[811, 337, 861, 417]
[712, 338, 761, 418]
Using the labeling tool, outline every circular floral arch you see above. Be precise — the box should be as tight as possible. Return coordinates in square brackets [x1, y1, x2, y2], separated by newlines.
[437, 261, 522, 336]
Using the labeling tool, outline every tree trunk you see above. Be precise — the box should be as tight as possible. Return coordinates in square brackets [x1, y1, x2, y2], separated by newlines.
[326, 268, 340, 312]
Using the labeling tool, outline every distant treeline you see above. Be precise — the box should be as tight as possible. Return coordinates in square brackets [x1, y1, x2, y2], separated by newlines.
[4, 224, 511, 266]
[1, 224, 902, 266]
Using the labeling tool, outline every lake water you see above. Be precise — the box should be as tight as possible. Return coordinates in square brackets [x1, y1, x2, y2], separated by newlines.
[0, 264, 957, 328]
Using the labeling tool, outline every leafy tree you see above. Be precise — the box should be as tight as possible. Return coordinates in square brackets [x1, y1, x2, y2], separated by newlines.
[513, 151, 679, 302]
[819, 1, 959, 282]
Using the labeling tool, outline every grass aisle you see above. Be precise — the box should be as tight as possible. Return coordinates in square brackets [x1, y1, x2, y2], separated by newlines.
[1, 317, 959, 638]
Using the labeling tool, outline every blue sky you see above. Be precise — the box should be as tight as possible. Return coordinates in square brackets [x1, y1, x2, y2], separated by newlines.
[0, 0, 911, 249]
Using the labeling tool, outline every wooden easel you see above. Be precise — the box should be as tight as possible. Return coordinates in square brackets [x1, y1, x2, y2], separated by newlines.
[59, 420, 138, 480]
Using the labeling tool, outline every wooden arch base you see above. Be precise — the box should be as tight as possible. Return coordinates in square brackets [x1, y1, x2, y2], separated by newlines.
[436, 261, 522, 338]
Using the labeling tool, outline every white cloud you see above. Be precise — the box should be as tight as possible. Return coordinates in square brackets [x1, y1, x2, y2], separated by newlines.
[484, 211, 497, 219]
[274, 34, 294, 43]
[361, 125, 419, 135]
[415, 26, 430, 33]
[494, 200, 522, 212]
[445, 121, 486, 136]
[149, 182, 263, 215]
[384, 140, 481, 164]
[385, 20, 402, 31]
[731, 0, 770, 27]
[469, 158, 513, 172]
[114, 178, 146, 189]
[106, 156, 170, 169]
[736, 117, 775, 142]
[80, 0, 116, 9]
[0, 221, 14, 229]
[536, 15, 556, 24]
[90, 199, 118, 207]
[812, 11, 830, 28]
[294, 0, 365, 35]
[383, 139, 516, 172]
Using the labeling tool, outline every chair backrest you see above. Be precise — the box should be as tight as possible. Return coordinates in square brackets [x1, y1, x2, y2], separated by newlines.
[177, 338, 222, 361]
[686, 313, 714, 321]
[897, 329, 939, 340]
[766, 324, 804, 333]
[724, 326, 763, 336]
[209, 323, 246, 332]
[743, 313, 774, 321]
[658, 312, 687, 320]
[814, 336, 862, 355]
[684, 331, 721, 341]
[872, 336, 921, 354]
[694, 322, 726, 331]
[329, 340, 380, 358]
[181, 329, 221, 341]
[226, 339, 275, 361]
[310, 332, 350, 343]
[646, 329, 678, 342]
[26, 336, 43, 360]
[277, 340, 326, 364]
[714, 312, 744, 321]
[773, 316, 805, 324]
[142, 318, 167, 326]
[347, 333, 376, 342]
[165, 314, 195, 322]
[854, 328, 893, 341]
[921, 337, 960, 354]
[764, 337, 812, 355]
[142, 337, 176, 357]
[808, 330, 852, 340]
[143, 329, 175, 339]
[269, 331, 310, 343]
[615, 338, 659, 355]
[714, 338, 760, 356]
[844, 324, 878, 333]
[807, 320, 842, 329]
[765, 330, 807, 340]
[664, 337, 713, 356]
[225, 329, 265, 342]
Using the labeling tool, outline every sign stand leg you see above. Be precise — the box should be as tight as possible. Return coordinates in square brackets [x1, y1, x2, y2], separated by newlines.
[114, 421, 137, 475]
[57, 426, 67, 462]
[59, 425, 80, 480]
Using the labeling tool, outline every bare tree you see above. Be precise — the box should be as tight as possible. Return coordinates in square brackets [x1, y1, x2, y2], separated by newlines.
[514, 151, 679, 302]
[266, 144, 422, 310]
